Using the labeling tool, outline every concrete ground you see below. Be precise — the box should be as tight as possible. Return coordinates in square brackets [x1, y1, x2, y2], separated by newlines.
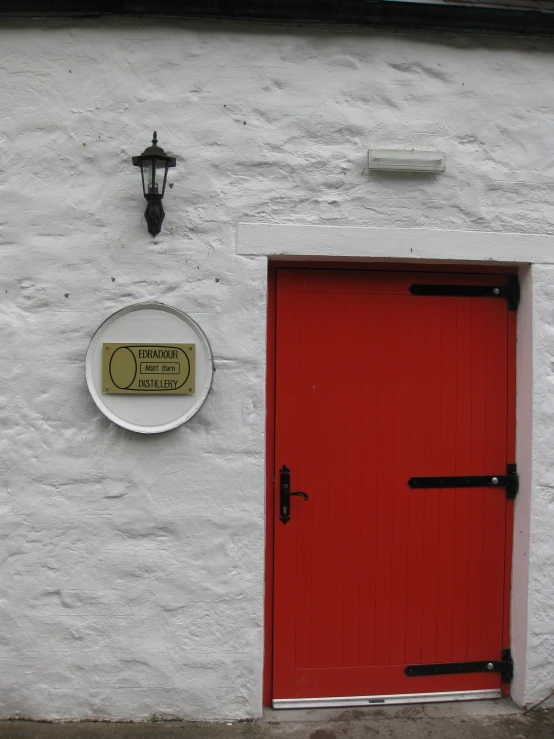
[0, 701, 553, 739]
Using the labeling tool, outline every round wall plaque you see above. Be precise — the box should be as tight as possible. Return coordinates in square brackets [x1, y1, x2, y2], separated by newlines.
[86, 303, 213, 433]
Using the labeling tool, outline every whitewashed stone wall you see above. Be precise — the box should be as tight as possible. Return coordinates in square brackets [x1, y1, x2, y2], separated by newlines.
[0, 18, 552, 720]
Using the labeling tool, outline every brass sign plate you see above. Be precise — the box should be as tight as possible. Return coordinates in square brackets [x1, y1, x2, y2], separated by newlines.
[102, 343, 195, 394]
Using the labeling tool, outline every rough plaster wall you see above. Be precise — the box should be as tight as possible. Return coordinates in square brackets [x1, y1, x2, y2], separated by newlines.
[0, 18, 553, 720]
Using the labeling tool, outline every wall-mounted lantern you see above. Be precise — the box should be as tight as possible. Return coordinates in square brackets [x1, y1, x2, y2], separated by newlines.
[132, 132, 176, 236]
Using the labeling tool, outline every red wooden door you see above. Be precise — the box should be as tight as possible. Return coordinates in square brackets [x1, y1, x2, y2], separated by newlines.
[272, 268, 515, 706]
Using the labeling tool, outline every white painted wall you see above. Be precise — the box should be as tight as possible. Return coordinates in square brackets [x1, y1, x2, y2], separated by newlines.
[0, 18, 553, 720]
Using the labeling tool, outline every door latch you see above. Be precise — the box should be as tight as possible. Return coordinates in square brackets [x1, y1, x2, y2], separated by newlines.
[279, 465, 308, 524]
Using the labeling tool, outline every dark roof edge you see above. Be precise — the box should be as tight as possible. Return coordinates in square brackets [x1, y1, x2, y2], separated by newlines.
[2, 1, 554, 36]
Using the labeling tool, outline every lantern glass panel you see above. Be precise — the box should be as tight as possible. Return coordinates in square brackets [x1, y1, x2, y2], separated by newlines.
[143, 158, 169, 195]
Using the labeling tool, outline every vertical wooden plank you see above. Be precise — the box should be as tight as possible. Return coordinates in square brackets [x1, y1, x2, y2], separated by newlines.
[357, 295, 380, 667]
[295, 292, 315, 669]
[503, 499, 515, 657]
[405, 298, 428, 665]
[419, 298, 442, 664]
[342, 293, 364, 667]
[436, 301, 458, 661]
[503, 309, 517, 652]
[479, 301, 507, 656]
[373, 295, 397, 665]
[506, 309, 517, 464]
[451, 301, 474, 663]
[273, 272, 301, 694]
[309, 290, 332, 669]
[465, 299, 488, 662]
[389, 296, 411, 665]
[326, 292, 348, 667]
[484, 302, 508, 469]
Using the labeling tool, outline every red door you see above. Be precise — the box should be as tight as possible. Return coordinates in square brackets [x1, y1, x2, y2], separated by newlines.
[272, 268, 515, 706]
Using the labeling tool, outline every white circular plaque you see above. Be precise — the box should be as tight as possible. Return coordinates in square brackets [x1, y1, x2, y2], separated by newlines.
[86, 303, 213, 433]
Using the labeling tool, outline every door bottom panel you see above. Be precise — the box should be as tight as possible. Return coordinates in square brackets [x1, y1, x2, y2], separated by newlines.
[273, 689, 501, 709]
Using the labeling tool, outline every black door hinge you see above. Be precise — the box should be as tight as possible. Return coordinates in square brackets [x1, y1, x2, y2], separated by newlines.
[409, 464, 518, 500]
[410, 275, 519, 311]
[406, 649, 513, 683]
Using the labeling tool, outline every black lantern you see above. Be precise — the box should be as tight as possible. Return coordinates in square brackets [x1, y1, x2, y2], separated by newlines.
[132, 132, 176, 236]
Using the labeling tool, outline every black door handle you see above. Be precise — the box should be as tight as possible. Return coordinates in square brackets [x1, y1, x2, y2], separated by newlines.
[279, 465, 309, 524]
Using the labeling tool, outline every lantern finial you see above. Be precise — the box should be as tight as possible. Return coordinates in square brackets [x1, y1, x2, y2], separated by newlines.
[152, 131, 158, 146]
